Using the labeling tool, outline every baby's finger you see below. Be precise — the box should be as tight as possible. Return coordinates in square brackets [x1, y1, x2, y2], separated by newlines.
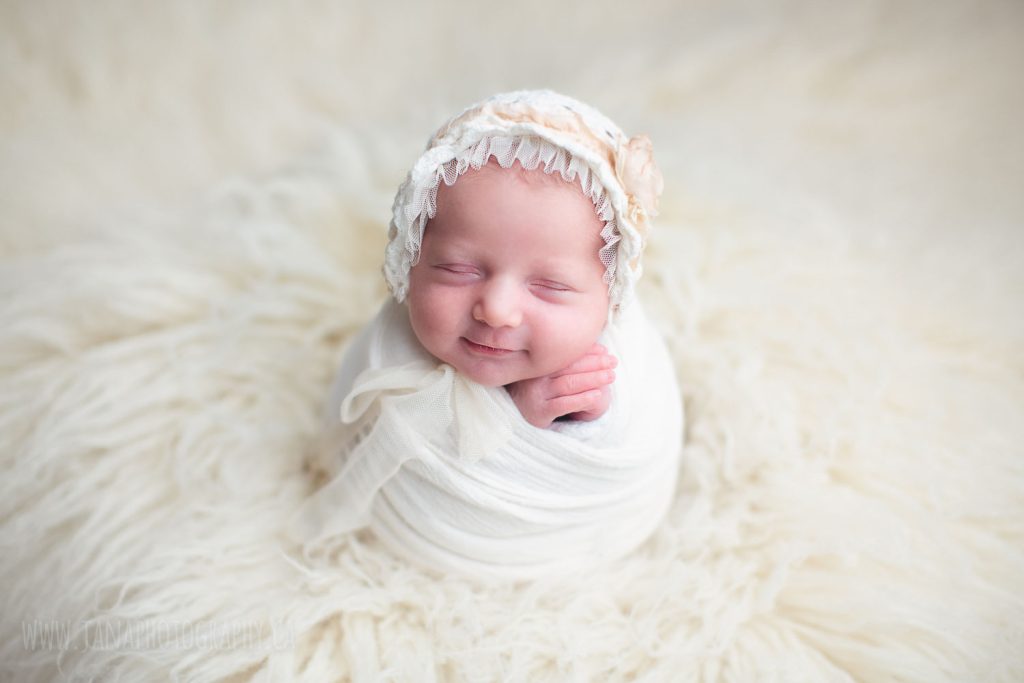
[550, 369, 615, 397]
[549, 389, 603, 418]
[552, 352, 617, 377]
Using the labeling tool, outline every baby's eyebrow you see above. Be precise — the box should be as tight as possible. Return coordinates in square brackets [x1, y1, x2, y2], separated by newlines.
[531, 260, 595, 284]
[422, 236, 471, 255]
[427, 245, 476, 261]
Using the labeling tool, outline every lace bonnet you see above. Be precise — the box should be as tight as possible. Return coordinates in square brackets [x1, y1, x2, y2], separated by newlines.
[383, 89, 664, 317]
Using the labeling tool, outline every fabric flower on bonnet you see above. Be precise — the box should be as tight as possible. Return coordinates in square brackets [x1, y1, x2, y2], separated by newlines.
[616, 134, 664, 234]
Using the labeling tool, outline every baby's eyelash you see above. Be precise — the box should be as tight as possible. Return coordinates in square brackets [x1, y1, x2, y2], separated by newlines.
[435, 264, 478, 275]
[533, 280, 573, 292]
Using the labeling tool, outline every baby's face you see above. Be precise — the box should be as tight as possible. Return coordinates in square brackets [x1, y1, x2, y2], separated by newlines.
[407, 161, 610, 387]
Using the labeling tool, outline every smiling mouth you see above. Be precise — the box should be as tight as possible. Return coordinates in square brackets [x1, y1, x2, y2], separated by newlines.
[462, 338, 517, 356]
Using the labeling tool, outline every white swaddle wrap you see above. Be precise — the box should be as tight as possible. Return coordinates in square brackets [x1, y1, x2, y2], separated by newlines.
[295, 298, 682, 579]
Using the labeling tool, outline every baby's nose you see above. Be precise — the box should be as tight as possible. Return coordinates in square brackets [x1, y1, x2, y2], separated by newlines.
[473, 280, 523, 328]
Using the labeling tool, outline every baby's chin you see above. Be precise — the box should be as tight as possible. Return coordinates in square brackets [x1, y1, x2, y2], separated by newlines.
[454, 362, 524, 388]
[445, 354, 541, 388]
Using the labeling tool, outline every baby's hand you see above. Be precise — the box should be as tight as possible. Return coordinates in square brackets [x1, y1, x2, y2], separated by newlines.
[505, 344, 617, 429]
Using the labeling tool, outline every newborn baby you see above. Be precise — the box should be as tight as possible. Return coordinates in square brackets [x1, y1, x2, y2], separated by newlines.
[294, 90, 683, 580]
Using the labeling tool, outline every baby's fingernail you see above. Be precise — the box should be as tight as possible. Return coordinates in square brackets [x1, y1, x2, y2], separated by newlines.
[606, 356, 618, 368]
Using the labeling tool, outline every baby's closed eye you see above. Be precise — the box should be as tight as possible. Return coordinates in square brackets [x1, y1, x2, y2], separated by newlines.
[531, 279, 573, 292]
[433, 263, 480, 279]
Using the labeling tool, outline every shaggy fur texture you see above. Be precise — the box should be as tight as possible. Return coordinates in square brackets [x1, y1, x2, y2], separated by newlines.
[2, 1, 1022, 681]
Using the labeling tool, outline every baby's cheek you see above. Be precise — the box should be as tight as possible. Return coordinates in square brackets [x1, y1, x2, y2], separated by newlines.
[408, 289, 445, 344]
[533, 315, 593, 373]
[412, 285, 472, 361]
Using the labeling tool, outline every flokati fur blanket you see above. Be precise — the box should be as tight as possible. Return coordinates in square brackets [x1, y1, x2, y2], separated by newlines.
[1, 1, 1022, 681]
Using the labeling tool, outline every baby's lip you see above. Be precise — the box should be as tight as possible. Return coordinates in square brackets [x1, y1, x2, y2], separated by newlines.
[462, 337, 519, 355]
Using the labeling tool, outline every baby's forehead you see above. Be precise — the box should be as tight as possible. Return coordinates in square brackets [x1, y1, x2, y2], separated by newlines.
[427, 225, 595, 259]
[429, 160, 609, 267]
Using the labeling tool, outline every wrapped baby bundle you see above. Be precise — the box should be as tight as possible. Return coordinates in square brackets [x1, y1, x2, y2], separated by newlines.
[293, 90, 683, 580]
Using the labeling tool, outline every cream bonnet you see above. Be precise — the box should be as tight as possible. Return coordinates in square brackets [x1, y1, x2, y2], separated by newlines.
[383, 89, 663, 316]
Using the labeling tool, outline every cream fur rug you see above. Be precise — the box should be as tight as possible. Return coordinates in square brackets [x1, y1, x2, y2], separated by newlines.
[2, 1, 1022, 681]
